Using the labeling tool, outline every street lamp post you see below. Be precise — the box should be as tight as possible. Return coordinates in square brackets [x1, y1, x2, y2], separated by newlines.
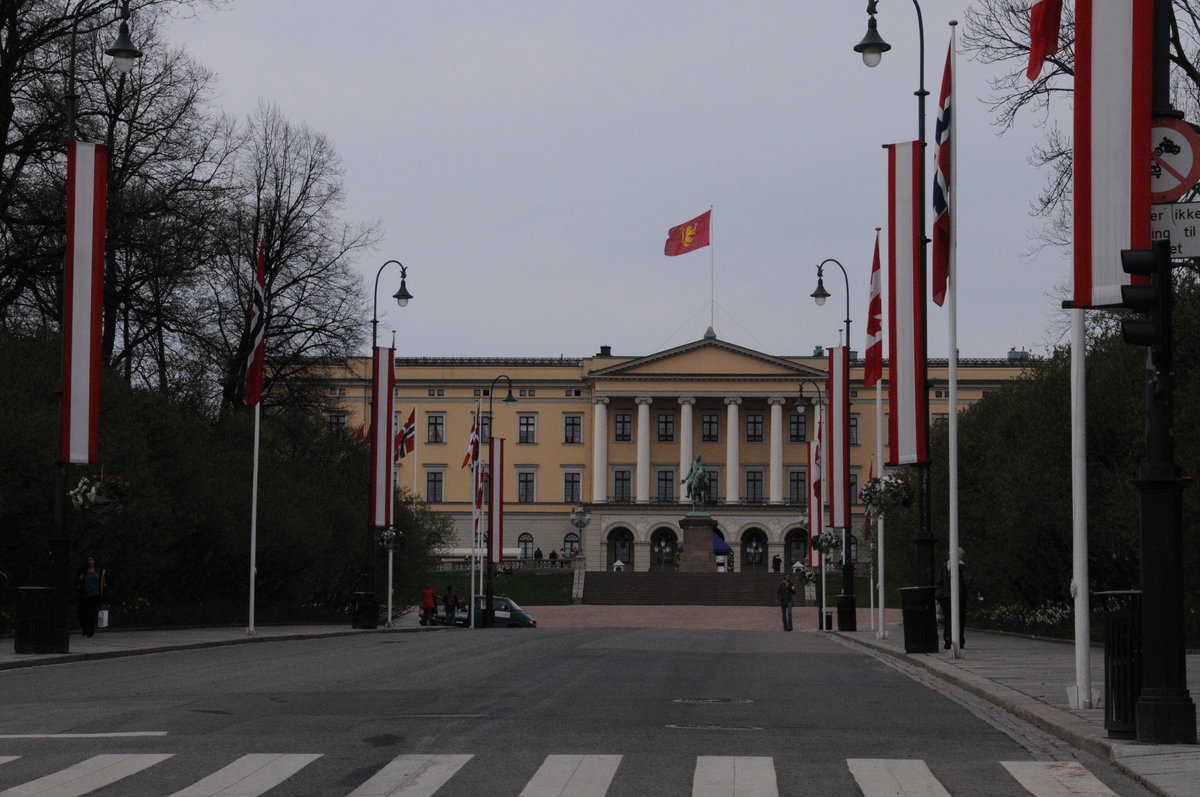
[569, 505, 591, 562]
[812, 257, 857, 629]
[364, 260, 412, 627]
[854, 0, 936, 591]
[798, 379, 827, 629]
[44, 1, 142, 655]
[484, 375, 516, 627]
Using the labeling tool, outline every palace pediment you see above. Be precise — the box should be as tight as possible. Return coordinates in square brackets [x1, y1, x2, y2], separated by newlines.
[589, 334, 824, 384]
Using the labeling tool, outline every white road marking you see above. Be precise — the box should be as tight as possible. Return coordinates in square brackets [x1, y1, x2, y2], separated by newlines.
[168, 753, 322, 796]
[847, 758, 952, 797]
[518, 754, 622, 797]
[1001, 761, 1120, 796]
[693, 756, 778, 797]
[345, 754, 473, 797]
[0, 733, 167, 739]
[0, 753, 173, 797]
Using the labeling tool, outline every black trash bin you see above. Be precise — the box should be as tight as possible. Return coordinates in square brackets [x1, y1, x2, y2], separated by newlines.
[900, 586, 939, 653]
[1095, 590, 1142, 739]
[15, 587, 55, 654]
[351, 592, 378, 630]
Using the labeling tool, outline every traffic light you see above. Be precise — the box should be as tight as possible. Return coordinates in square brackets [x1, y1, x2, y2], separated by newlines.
[1120, 239, 1173, 369]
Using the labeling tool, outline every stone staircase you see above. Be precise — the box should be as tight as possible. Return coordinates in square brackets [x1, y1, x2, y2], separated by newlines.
[581, 571, 808, 606]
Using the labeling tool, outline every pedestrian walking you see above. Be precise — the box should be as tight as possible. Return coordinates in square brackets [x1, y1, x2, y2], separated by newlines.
[442, 585, 459, 625]
[777, 574, 795, 632]
[419, 584, 437, 626]
[75, 556, 107, 638]
[935, 547, 983, 649]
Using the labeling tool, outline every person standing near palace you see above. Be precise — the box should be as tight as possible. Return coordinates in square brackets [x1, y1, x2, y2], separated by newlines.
[935, 548, 983, 649]
[776, 574, 795, 632]
[419, 585, 437, 626]
[75, 556, 107, 638]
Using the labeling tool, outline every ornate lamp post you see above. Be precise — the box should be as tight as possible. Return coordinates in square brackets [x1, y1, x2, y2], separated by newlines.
[854, 0, 936, 594]
[362, 260, 412, 627]
[812, 257, 857, 628]
[43, 1, 142, 655]
[483, 375, 516, 627]
[569, 505, 591, 561]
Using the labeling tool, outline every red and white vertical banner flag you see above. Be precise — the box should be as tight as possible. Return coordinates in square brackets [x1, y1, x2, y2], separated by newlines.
[886, 141, 929, 465]
[488, 437, 505, 565]
[863, 230, 884, 389]
[464, 401, 483, 547]
[828, 345, 851, 528]
[931, 40, 953, 308]
[369, 346, 395, 528]
[244, 237, 266, 407]
[808, 421, 822, 567]
[61, 141, 108, 464]
[1073, 0, 1153, 308]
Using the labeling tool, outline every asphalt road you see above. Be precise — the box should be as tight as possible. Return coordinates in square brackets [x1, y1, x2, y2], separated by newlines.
[0, 628, 1154, 796]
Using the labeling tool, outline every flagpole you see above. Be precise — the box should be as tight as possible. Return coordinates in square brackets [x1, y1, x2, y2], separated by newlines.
[946, 21, 961, 658]
[876, 382, 887, 638]
[709, 203, 716, 329]
[1071, 309, 1092, 707]
[247, 401, 260, 635]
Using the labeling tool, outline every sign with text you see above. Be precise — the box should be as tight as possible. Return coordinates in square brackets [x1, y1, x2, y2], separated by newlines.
[1151, 201, 1200, 258]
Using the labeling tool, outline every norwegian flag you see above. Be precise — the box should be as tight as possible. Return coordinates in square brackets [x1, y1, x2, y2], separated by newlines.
[863, 231, 883, 389]
[808, 417, 822, 567]
[1026, 0, 1063, 81]
[369, 346, 396, 528]
[395, 409, 415, 460]
[862, 458, 875, 538]
[462, 401, 480, 469]
[244, 236, 267, 406]
[61, 141, 107, 464]
[931, 41, 952, 308]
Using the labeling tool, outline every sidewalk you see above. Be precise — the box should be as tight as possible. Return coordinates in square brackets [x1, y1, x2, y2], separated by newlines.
[838, 622, 1199, 797]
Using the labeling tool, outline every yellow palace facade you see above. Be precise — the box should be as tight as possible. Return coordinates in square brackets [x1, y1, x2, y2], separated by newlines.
[324, 330, 1026, 573]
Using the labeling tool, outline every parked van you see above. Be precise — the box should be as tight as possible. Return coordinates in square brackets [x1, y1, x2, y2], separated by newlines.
[440, 595, 536, 627]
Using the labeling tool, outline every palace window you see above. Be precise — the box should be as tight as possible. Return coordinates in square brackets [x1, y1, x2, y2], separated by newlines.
[656, 469, 675, 502]
[614, 412, 632, 442]
[426, 413, 445, 444]
[705, 470, 720, 503]
[564, 414, 583, 444]
[746, 413, 764, 443]
[481, 413, 492, 444]
[518, 533, 534, 559]
[788, 469, 807, 504]
[701, 413, 719, 442]
[564, 532, 581, 557]
[518, 414, 537, 444]
[517, 471, 536, 503]
[563, 471, 581, 504]
[790, 412, 807, 443]
[850, 469, 861, 504]
[745, 470, 764, 503]
[613, 470, 632, 502]
[425, 471, 444, 503]
[327, 411, 347, 431]
[850, 414, 860, 445]
[657, 413, 675, 442]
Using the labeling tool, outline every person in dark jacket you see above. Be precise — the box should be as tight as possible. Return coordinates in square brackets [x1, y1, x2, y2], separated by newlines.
[75, 556, 107, 638]
[935, 548, 983, 649]
[776, 574, 795, 632]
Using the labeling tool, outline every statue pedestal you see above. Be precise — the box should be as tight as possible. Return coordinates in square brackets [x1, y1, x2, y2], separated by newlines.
[679, 513, 718, 572]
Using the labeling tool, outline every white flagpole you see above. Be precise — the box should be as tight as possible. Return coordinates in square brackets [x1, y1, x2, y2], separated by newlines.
[876, 382, 887, 638]
[946, 21, 962, 658]
[247, 401, 260, 635]
[1071, 308, 1092, 707]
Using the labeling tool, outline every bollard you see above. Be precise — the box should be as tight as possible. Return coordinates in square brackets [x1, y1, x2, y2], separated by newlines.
[1095, 590, 1142, 739]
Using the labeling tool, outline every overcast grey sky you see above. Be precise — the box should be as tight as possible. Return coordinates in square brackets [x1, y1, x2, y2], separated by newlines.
[165, 1, 1070, 360]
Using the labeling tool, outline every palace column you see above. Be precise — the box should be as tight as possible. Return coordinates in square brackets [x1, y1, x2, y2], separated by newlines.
[678, 397, 695, 486]
[636, 396, 653, 503]
[769, 397, 786, 504]
[591, 397, 609, 501]
[725, 397, 741, 503]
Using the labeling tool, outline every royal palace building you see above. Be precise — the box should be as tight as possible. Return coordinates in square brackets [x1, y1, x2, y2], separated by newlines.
[322, 330, 1027, 574]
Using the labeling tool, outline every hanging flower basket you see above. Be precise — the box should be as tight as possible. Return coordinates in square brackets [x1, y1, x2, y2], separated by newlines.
[69, 474, 131, 511]
[859, 473, 913, 519]
[793, 563, 817, 584]
[811, 530, 842, 555]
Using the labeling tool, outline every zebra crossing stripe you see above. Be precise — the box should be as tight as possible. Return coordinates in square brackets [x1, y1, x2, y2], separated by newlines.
[1001, 762, 1120, 796]
[0, 760, 17, 767]
[345, 753, 473, 797]
[168, 753, 322, 796]
[518, 754, 622, 797]
[847, 758, 951, 797]
[0, 753, 173, 797]
[693, 756, 778, 797]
